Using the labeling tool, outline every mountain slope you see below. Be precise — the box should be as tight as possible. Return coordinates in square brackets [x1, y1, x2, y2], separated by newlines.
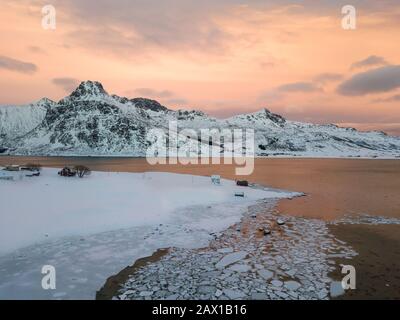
[0, 98, 54, 143]
[0, 81, 399, 158]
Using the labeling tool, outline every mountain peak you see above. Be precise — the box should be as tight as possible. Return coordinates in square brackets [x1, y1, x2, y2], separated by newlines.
[258, 108, 286, 124]
[36, 97, 55, 105]
[235, 108, 286, 125]
[66, 81, 108, 101]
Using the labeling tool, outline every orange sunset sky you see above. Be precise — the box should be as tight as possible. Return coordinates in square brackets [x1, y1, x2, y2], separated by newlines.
[1, 0, 400, 135]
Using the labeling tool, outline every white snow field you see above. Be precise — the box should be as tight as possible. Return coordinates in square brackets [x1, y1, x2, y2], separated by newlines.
[0, 168, 297, 299]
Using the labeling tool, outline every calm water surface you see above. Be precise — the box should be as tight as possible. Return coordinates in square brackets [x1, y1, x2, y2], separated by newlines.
[1, 156, 399, 220]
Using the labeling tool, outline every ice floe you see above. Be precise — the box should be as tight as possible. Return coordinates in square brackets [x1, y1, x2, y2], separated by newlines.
[116, 202, 358, 300]
[331, 214, 400, 225]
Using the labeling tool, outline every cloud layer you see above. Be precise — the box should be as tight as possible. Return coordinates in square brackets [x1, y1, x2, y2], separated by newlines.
[350, 55, 388, 70]
[133, 88, 173, 98]
[0, 55, 37, 74]
[337, 65, 400, 96]
[374, 94, 400, 103]
[277, 82, 322, 93]
[52, 78, 80, 92]
[1, 0, 400, 135]
[313, 73, 343, 84]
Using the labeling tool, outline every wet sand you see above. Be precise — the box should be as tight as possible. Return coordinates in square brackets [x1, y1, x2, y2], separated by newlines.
[328, 224, 400, 300]
[96, 248, 169, 300]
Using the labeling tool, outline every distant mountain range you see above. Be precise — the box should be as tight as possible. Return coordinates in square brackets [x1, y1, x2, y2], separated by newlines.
[1, 80, 399, 158]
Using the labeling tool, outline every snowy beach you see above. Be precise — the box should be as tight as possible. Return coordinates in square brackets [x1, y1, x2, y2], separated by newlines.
[0, 168, 296, 299]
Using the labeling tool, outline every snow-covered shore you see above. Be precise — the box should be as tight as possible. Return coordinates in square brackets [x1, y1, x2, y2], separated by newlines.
[0, 168, 297, 299]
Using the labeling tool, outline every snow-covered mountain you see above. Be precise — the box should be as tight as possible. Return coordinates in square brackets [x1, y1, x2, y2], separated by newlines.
[0, 98, 55, 144]
[0, 80, 399, 158]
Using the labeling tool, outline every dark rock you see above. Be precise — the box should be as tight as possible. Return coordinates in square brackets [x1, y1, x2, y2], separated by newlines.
[236, 180, 249, 187]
